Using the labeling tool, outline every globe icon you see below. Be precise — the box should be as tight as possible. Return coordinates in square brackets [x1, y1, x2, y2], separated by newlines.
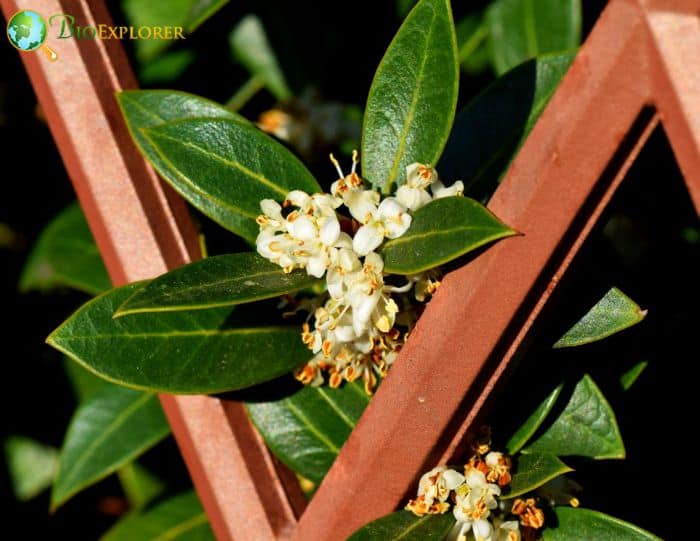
[7, 10, 47, 52]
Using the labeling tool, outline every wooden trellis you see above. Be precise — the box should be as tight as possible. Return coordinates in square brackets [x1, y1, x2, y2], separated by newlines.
[2, 0, 698, 539]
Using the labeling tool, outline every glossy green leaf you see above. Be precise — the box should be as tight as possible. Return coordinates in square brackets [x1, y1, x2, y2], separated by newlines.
[381, 197, 515, 275]
[503, 453, 572, 499]
[543, 507, 661, 541]
[141, 118, 320, 242]
[117, 462, 166, 511]
[229, 15, 291, 100]
[486, 0, 581, 75]
[122, 0, 229, 62]
[457, 12, 490, 75]
[348, 511, 455, 541]
[524, 375, 625, 460]
[102, 491, 214, 541]
[246, 380, 369, 483]
[48, 283, 310, 394]
[64, 359, 111, 402]
[362, 0, 459, 193]
[3, 436, 58, 501]
[506, 383, 563, 454]
[554, 288, 647, 348]
[118, 91, 245, 229]
[439, 54, 573, 200]
[620, 361, 648, 391]
[20, 203, 110, 295]
[115, 253, 318, 317]
[51, 385, 170, 509]
[139, 50, 196, 85]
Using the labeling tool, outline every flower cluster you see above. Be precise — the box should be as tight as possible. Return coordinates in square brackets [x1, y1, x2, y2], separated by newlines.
[405, 442, 544, 541]
[256, 152, 463, 393]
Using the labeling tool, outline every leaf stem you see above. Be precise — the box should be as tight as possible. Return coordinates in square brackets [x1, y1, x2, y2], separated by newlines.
[226, 75, 266, 112]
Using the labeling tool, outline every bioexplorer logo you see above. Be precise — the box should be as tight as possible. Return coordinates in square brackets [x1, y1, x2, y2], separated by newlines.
[6, 10, 185, 62]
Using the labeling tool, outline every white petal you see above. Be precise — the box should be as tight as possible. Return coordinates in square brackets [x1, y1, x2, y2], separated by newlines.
[306, 253, 328, 278]
[377, 197, 406, 220]
[326, 270, 344, 299]
[473, 519, 493, 541]
[466, 469, 487, 488]
[334, 325, 355, 343]
[453, 505, 473, 526]
[345, 190, 379, 223]
[260, 199, 282, 219]
[286, 190, 311, 208]
[432, 179, 464, 199]
[363, 251, 384, 273]
[353, 224, 384, 256]
[443, 469, 466, 490]
[334, 232, 354, 249]
[290, 215, 317, 241]
[352, 291, 381, 335]
[396, 185, 431, 211]
[384, 212, 412, 239]
[319, 216, 341, 246]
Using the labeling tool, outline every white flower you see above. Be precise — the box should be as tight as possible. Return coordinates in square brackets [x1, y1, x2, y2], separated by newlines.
[431, 179, 464, 199]
[396, 163, 436, 211]
[353, 198, 411, 255]
[453, 519, 493, 541]
[256, 191, 343, 277]
[417, 466, 466, 506]
[496, 521, 520, 541]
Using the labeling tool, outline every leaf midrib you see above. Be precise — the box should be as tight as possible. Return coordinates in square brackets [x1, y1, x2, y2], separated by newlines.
[149, 130, 288, 197]
[385, 6, 439, 191]
[284, 399, 340, 453]
[152, 512, 209, 541]
[123, 266, 305, 312]
[57, 393, 155, 493]
[53, 326, 297, 341]
[384, 224, 505, 248]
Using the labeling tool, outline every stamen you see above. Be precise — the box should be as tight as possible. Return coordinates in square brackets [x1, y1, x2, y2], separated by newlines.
[351, 149, 358, 173]
[387, 281, 413, 293]
[329, 153, 344, 178]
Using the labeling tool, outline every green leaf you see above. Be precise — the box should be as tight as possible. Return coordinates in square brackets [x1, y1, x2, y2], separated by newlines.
[439, 54, 573, 201]
[141, 118, 320, 243]
[486, 0, 581, 75]
[102, 491, 214, 541]
[620, 361, 648, 391]
[246, 380, 369, 483]
[117, 462, 166, 511]
[115, 253, 318, 317]
[348, 511, 455, 541]
[506, 383, 563, 454]
[20, 203, 110, 295]
[381, 197, 515, 275]
[524, 375, 625, 460]
[117, 91, 246, 228]
[229, 15, 291, 100]
[362, 0, 459, 193]
[47, 283, 310, 394]
[51, 385, 170, 509]
[554, 288, 647, 348]
[456, 12, 491, 75]
[503, 453, 572, 499]
[64, 358, 111, 402]
[3, 436, 58, 501]
[139, 50, 196, 86]
[543, 507, 661, 541]
[122, 0, 229, 62]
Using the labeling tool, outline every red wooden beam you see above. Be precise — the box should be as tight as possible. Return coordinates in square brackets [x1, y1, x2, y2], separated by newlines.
[0, 1, 303, 539]
[292, 1, 700, 539]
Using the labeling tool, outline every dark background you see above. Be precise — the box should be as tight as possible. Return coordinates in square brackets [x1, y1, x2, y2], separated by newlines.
[1, 1, 696, 539]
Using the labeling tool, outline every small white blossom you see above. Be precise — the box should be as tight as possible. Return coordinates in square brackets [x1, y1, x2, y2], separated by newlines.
[496, 521, 520, 541]
[353, 198, 411, 256]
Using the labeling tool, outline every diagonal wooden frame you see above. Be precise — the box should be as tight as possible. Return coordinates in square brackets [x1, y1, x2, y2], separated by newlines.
[2, 0, 698, 539]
